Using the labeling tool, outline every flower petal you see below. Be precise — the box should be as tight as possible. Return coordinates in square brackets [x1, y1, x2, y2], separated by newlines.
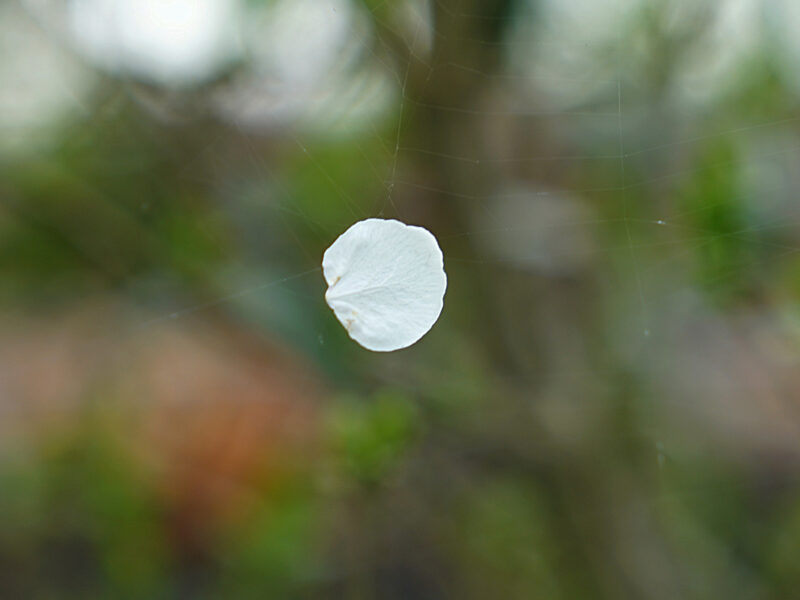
[322, 219, 447, 352]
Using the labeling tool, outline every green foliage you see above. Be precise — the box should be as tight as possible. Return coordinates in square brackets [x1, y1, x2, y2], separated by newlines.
[449, 480, 565, 600]
[678, 140, 752, 303]
[328, 392, 418, 484]
[216, 484, 322, 599]
[0, 431, 167, 599]
[768, 494, 800, 596]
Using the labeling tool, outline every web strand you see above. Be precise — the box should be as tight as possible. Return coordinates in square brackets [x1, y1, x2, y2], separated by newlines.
[128, 0, 800, 346]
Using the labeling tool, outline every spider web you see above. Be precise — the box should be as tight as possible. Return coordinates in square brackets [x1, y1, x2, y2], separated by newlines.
[13, 0, 800, 464]
[136, 0, 800, 332]
[5, 0, 800, 583]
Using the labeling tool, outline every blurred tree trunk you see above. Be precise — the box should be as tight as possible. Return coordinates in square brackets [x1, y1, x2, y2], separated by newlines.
[400, 0, 519, 372]
[395, 5, 633, 598]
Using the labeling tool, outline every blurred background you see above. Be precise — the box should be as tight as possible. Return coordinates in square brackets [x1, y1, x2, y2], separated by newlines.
[2, 0, 800, 598]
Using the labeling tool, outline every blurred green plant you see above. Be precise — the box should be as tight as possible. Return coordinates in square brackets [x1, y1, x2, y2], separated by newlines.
[0, 430, 168, 599]
[328, 392, 418, 485]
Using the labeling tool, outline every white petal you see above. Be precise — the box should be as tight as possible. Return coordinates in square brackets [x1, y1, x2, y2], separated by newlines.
[322, 219, 447, 352]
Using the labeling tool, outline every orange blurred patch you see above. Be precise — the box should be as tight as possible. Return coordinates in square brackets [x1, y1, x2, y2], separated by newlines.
[0, 302, 322, 555]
